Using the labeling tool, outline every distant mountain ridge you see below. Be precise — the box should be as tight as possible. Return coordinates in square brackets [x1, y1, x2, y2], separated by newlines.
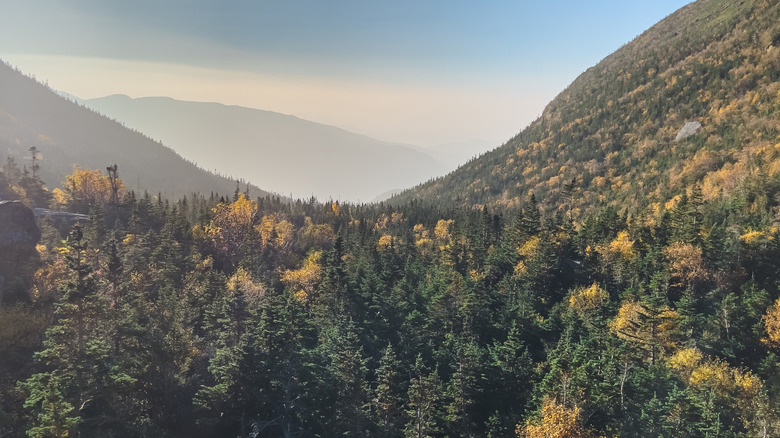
[392, 0, 780, 218]
[83, 95, 449, 202]
[0, 61, 272, 200]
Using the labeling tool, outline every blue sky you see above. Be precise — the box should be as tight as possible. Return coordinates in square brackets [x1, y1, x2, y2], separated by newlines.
[1, 1, 691, 146]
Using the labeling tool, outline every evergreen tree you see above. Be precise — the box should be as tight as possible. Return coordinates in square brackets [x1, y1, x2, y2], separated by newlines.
[20, 226, 116, 436]
[486, 322, 534, 433]
[372, 344, 406, 438]
[444, 338, 484, 437]
[404, 355, 444, 438]
[17, 146, 52, 208]
[318, 318, 370, 436]
[194, 270, 252, 435]
[519, 194, 541, 240]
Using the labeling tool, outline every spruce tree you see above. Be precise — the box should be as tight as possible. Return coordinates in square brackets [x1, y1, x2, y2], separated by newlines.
[20, 226, 114, 436]
[404, 355, 444, 438]
[372, 344, 405, 438]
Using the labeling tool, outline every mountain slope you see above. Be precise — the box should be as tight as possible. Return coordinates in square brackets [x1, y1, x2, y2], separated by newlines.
[83, 95, 448, 202]
[392, 0, 780, 218]
[0, 61, 272, 200]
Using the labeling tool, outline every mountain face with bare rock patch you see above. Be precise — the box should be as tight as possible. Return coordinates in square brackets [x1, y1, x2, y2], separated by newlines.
[392, 0, 780, 219]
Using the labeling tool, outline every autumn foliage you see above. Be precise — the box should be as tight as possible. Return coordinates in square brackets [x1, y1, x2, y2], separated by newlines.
[6, 2, 780, 434]
[763, 297, 780, 349]
[52, 167, 125, 211]
[198, 194, 258, 269]
[663, 242, 709, 288]
[281, 250, 323, 306]
[518, 398, 592, 438]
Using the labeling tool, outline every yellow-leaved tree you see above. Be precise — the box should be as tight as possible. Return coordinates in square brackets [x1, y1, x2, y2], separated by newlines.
[413, 224, 433, 254]
[281, 250, 323, 308]
[594, 231, 637, 284]
[255, 214, 295, 250]
[226, 267, 266, 307]
[377, 234, 394, 251]
[611, 299, 680, 364]
[763, 297, 780, 349]
[299, 217, 336, 251]
[52, 167, 125, 212]
[568, 282, 609, 316]
[434, 219, 454, 250]
[663, 242, 709, 290]
[668, 348, 770, 433]
[518, 398, 593, 438]
[198, 194, 259, 271]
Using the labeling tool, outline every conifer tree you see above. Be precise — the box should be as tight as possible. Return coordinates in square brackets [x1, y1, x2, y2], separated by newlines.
[372, 344, 405, 438]
[519, 194, 541, 239]
[486, 322, 534, 430]
[445, 338, 484, 437]
[318, 318, 370, 436]
[194, 269, 252, 434]
[20, 226, 115, 436]
[405, 355, 444, 438]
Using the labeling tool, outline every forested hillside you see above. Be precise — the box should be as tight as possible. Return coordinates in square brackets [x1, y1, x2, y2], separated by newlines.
[0, 61, 271, 200]
[2, 157, 780, 436]
[392, 0, 780, 220]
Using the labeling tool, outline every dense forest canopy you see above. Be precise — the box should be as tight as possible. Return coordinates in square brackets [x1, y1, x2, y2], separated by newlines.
[2, 149, 780, 436]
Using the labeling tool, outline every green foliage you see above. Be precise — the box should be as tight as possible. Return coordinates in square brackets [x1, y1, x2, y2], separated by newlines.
[20, 373, 79, 438]
[2, 155, 780, 437]
[19, 226, 113, 437]
[372, 344, 405, 437]
[405, 355, 445, 438]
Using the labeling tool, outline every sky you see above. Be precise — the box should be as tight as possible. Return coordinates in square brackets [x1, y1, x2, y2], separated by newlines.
[0, 0, 691, 147]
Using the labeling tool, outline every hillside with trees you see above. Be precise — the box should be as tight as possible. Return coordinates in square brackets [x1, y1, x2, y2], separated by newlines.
[0, 61, 272, 200]
[392, 0, 780, 220]
[2, 155, 780, 436]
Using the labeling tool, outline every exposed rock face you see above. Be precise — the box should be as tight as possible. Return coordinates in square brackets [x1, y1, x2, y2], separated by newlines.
[0, 201, 41, 304]
[1, 201, 42, 247]
[675, 121, 702, 141]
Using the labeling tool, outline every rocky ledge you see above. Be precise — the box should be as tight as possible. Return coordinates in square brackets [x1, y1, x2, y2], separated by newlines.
[0, 201, 42, 304]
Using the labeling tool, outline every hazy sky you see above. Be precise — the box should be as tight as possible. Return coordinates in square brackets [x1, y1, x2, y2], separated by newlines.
[1, 1, 691, 146]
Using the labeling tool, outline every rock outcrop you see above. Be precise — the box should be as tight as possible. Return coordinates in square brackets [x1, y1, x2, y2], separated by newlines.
[675, 121, 702, 142]
[0, 201, 41, 304]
